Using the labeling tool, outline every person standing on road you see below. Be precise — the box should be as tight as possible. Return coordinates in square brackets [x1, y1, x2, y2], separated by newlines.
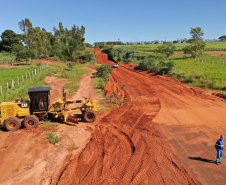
[215, 135, 224, 165]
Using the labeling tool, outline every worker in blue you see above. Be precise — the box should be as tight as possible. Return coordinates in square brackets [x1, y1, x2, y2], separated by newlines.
[215, 135, 224, 165]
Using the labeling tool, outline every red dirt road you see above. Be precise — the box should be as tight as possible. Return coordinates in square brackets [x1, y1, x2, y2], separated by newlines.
[54, 50, 226, 185]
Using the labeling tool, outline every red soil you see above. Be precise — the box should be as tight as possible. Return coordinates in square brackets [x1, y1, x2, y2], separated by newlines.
[54, 49, 226, 185]
[1, 50, 226, 184]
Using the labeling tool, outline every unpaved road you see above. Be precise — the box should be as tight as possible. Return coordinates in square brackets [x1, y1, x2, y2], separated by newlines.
[1, 51, 226, 185]
[53, 49, 226, 185]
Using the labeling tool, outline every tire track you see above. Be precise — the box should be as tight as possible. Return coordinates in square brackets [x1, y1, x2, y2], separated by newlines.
[53, 50, 202, 185]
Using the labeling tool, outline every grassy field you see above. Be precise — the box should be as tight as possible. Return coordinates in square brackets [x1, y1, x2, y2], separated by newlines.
[109, 44, 226, 92]
[169, 59, 226, 90]
[0, 53, 16, 64]
[0, 61, 94, 103]
[117, 41, 226, 52]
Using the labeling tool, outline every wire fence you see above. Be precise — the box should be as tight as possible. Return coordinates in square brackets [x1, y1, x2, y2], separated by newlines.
[195, 58, 226, 65]
[0, 64, 49, 96]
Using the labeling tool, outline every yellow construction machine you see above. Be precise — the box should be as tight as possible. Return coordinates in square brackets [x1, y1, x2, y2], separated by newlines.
[47, 89, 97, 123]
[0, 87, 97, 131]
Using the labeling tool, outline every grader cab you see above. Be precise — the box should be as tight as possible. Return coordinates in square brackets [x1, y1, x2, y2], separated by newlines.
[0, 87, 97, 131]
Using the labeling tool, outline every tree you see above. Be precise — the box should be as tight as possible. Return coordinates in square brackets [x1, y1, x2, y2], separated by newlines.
[182, 27, 205, 58]
[0, 29, 22, 52]
[190, 27, 204, 40]
[16, 49, 36, 64]
[218, 35, 226, 42]
[154, 43, 176, 58]
[18, 18, 32, 49]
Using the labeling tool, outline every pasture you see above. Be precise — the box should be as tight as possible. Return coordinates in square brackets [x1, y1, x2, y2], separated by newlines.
[0, 53, 16, 64]
[118, 41, 226, 52]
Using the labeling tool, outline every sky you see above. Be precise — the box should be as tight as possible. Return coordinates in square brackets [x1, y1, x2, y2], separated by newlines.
[0, 0, 226, 44]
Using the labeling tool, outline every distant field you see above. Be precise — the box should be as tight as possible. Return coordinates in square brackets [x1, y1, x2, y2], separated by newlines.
[170, 59, 226, 90]
[117, 42, 226, 52]
[0, 53, 16, 64]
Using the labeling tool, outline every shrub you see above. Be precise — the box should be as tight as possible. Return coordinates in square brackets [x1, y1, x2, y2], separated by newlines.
[46, 132, 61, 145]
[154, 43, 176, 58]
[138, 58, 174, 74]
[96, 64, 112, 80]
[95, 64, 112, 89]
[67, 62, 75, 70]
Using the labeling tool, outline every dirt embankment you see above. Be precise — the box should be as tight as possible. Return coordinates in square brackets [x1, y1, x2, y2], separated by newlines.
[53, 49, 208, 185]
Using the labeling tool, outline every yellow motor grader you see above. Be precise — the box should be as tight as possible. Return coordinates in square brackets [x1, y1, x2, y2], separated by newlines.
[0, 87, 97, 131]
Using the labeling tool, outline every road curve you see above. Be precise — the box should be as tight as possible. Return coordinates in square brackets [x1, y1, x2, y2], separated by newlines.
[53, 50, 226, 185]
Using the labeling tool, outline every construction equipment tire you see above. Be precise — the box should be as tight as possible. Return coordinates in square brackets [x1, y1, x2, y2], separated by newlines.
[5, 117, 21, 131]
[83, 109, 97, 123]
[23, 115, 39, 128]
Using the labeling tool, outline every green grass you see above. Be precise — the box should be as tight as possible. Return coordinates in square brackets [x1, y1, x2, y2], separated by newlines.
[0, 66, 55, 103]
[0, 53, 16, 64]
[116, 41, 226, 52]
[170, 59, 226, 90]
[0, 66, 46, 91]
[46, 132, 61, 145]
[0, 59, 94, 103]
[40, 121, 58, 130]
[58, 66, 92, 97]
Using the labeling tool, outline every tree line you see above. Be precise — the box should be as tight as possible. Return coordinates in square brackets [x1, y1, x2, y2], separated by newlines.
[0, 18, 91, 63]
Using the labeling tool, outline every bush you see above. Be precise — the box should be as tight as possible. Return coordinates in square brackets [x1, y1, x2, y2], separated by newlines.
[96, 64, 112, 80]
[95, 77, 106, 89]
[154, 43, 176, 58]
[138, 58, 174, 74]
[138, 58, 157, 71]
[95, 64, 112, 89]
[67, 62, 75, 70]
[78, 51, 95, 63]
[46, 132, 61, 145]
[103, 47, 137, 63]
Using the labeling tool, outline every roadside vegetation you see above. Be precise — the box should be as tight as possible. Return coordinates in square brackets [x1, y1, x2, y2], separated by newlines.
[95, 64, 112, 89]
[102, 46, 174, 75]
[101, 27, 226, 93]
[0, 57, 95, 103]
[0, 53, 16, 64]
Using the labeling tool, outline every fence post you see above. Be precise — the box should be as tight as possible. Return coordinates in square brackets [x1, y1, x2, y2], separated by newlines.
[26, 73, 27, 79]
[12, 80, 14, 88]
[17, 77, 19, 85]
[0, 86, 2, 95]
[35, 69, 37, 74]
[29, 72, 31, 77]
[223, 61, 225, 65]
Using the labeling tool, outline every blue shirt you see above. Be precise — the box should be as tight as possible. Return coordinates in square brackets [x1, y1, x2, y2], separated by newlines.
[215, 139, 224, 151]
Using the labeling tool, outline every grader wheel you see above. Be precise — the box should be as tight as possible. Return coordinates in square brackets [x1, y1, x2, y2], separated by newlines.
[83, 109, 97, 123]
[23, 115, 39, 128]
[5, 117, 21, 131]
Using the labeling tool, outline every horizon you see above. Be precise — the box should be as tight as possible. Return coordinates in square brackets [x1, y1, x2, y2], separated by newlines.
[1, 0, 226, 44]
